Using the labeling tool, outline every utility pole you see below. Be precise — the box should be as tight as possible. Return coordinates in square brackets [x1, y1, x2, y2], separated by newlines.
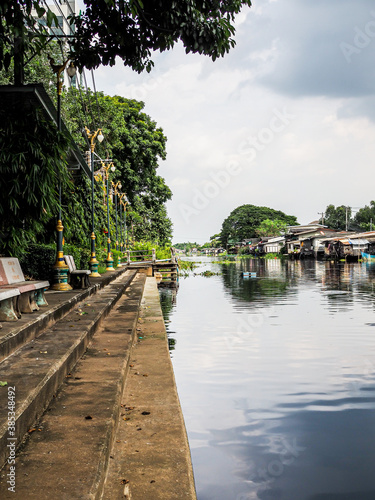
[345, 206, 350, 232]
[318, 212, 324, 226]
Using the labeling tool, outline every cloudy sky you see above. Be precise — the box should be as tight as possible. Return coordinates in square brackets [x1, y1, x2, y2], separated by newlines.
[92, 0, 375, 244]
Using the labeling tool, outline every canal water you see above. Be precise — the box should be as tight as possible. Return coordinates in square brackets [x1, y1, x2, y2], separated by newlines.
[159, 257, 375, 500]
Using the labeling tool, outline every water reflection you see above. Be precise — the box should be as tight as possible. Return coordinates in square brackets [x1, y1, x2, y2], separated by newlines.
[159, 258, 375, 500]
[159, 288, 178, 351]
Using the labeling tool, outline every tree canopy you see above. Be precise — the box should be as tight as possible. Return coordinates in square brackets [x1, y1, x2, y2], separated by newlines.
[255, 219, 288, 238]
[62, 90, 173, 245]
[220, 204, 298, 247]
[321, 204, 352, 231]
[0, 0, 252, 73]
[353, 201, 375, 232]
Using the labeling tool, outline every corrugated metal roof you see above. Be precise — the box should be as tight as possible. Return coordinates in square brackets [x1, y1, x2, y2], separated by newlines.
[349, 238, 369, 245]
[265, 236, 285, 243]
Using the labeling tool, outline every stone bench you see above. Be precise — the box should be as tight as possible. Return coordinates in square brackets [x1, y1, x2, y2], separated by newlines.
[64, 255, 91, 289]
[0, 288, 20, 322]
[0, 258, 49, 318]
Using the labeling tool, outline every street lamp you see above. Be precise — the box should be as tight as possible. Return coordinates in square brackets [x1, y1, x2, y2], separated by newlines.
[120, 194, 129, 254]
[85, 126, 104, 276]
[112, 181, 122, 267]
[49, 57, 75, 291]
[66, 61, 77, 87]
[102, 162, 116, 271]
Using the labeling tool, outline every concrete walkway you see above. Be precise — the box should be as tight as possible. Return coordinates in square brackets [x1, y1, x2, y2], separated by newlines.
[103, 278, 197, 500]
[0, 271, 196, 499]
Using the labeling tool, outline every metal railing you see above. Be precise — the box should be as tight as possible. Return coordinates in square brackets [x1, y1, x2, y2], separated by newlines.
[126, 247, 176, 264]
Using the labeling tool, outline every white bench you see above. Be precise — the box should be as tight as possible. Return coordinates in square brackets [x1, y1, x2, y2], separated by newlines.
[64, 255, 91, 289]
[0, 257, 49, 317]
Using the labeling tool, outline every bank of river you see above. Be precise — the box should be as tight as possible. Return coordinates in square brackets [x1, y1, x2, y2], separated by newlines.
[160, 257, 375, 500]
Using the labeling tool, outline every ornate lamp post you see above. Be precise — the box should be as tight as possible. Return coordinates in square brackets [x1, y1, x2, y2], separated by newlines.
[102, 162, 116, 271]
[50, 58, 75, 291]
[112, 181, 122, 267]
[120, 195, 129, 255]
[85, 127, 104, 276]
[119, 193, 127, 253]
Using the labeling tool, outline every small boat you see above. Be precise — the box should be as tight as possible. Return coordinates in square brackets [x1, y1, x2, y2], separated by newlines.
[361, 252, 375, 261]
[241, 271, 257, 278]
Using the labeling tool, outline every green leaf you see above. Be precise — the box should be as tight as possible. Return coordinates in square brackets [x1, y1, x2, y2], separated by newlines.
[34, 4, 46, 18]
[46, 9, 58, 28]
[0, 381, 8, 387]
[4, 52, 11, 71]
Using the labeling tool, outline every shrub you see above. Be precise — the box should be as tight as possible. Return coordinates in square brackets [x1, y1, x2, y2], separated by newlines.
[64, 244, 91, 269]
[19, 243, 93, 281]
[19, 243, 55, 281]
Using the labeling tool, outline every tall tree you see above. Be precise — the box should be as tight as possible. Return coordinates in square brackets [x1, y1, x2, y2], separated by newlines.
[323, 204, 352, 231]
[61, 90, 172, 246]
[354, 201, 375, 232]
[0, 1, 252, 72]
[220, 205, 297, 247]
[255, 219, 287, 238]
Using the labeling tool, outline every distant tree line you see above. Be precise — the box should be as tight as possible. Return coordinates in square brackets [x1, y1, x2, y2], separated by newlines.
[320, 203, 375, 232]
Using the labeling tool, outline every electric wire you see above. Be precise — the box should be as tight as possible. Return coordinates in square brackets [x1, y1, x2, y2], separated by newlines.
[91, 69, 102, 128]
[51, 0, 71, 30]
[72, 77, 91, 149]
[30, 2, 107, 165]
[81, 68, 110, 169]
[23, 0, 67, 66]
[82, 68, 97, 131]
[40, 0, 64, 39]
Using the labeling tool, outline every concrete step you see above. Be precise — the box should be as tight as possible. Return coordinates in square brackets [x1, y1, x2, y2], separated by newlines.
[0, 269, 138, 474]
[0, 266, 131, 363]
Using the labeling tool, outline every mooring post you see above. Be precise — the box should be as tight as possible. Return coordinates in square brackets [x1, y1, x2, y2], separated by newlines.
[152, 248, 156, 263]
[127, 250, 130, 265]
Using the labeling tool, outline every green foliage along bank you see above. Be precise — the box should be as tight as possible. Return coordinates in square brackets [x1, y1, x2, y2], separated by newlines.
[0, 81, 173, 257]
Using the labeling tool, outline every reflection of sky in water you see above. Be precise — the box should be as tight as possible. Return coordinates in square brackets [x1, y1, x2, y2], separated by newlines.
[160, 259, 375, 500]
